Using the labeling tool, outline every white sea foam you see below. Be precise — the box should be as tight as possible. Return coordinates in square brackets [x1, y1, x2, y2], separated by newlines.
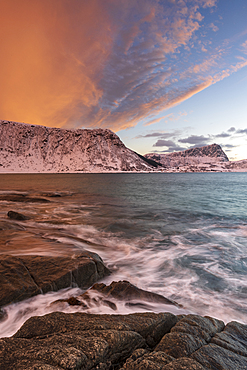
[0, 173, 247, 338]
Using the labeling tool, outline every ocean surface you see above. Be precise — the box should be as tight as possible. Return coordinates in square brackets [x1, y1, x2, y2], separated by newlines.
[0, 173, 247, 337]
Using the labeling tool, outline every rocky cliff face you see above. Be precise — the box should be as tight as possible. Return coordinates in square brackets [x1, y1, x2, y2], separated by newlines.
[0, 120, 153, 172]
[145, 144, 229, 168]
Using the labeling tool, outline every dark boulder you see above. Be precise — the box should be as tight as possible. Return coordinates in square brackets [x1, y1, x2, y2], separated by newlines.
[89, 281, 181, 307]
[0, 252, 110, 308]
[7, 210, 30, 220]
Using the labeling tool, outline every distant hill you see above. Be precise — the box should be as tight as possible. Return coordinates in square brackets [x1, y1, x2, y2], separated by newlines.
[145, 144, 247, 172]
[0, 120, 154, 173]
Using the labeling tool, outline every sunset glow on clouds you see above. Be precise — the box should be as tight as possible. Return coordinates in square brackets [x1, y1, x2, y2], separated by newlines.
[0, 0, 247, 159]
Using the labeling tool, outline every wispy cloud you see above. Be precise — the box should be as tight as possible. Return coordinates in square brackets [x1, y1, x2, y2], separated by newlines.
[209, 23, 219, 32]
[144, 116, 167, 127]
[0, 0, 246, 131]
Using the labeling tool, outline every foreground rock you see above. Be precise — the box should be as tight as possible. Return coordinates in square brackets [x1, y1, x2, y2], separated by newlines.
[0, 252, 110, 308]
[53, 280, 181, 311]
[0, 312, 246, 369]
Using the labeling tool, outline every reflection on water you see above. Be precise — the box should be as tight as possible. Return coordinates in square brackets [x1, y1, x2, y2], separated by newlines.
[0, 173, 247, 337]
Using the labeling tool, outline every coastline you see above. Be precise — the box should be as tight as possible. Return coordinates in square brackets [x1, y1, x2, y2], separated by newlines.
[0, 252, 247, 369]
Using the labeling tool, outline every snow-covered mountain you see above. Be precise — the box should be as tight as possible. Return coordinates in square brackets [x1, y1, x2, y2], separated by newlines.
[0, 120, 153, 172]
[145, 144, 247, 172]
[0, 120, 246, 173]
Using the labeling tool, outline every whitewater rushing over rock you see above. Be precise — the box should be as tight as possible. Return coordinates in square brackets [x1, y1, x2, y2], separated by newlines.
[0, 120, 153, 173]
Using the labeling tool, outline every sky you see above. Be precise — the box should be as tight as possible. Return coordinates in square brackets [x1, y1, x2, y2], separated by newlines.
[0, 0, 247, 160]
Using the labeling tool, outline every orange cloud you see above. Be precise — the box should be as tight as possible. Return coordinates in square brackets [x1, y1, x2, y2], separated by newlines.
[0, 0, 246, 133]
[144, 116, 167, 127]
[0, 0, 113, 126]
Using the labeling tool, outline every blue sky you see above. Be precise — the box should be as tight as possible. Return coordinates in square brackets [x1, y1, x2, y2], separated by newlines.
[1, 0, 247, 159]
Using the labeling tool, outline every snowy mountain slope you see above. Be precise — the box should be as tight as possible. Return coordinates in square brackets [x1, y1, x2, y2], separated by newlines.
[145, 144, 229, 167]
[145, 144, 247, 172]
[0, 120, 154, 172]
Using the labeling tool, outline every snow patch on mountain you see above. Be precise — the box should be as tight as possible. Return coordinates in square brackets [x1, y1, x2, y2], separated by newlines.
[0, 120, 153, 173]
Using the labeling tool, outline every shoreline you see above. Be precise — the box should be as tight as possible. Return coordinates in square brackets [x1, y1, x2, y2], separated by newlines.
[0, 251, 246, 369]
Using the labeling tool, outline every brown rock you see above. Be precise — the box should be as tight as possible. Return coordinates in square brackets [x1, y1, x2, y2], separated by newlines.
[155, 332, 205, 358]
[162, 357, 206, 369]
[155, 314, 225, 358]
[210, 321, 247, 357]
[14, 311, 178, 345]
[7, 210, 30, 220]
[89, 281, 181, 307]
[1, 330, 144, 369]
[1, 312, 247, 370]
[170, 314, 225, 342]
[52, 280, 181, 319]
[191, 343, 247, 369]
[0, 252, 110, 308]
[121, 349, 175, 369]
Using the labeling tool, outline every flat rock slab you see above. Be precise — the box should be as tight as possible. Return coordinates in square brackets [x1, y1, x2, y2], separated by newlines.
[1, 312, 247, 370]
[0, 252, 110, 308]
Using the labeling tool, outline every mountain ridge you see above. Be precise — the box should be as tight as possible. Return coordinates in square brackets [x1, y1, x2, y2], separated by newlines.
[0, 120, 153, 172]
[145, 144, 247, 172]
[0, 120, 246, 173]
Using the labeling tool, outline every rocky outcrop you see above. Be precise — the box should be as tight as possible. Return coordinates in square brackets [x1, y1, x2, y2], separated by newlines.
[0, 120, 154, 172]
[1, 312, 246, 369]
[53, 280, 181, 312]
[0, 252, 110, 308]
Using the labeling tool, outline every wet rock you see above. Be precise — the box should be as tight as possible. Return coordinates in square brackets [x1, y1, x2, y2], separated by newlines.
[155, 314, 224, 358]
[54, 296, 88, 307]
[7, 210, 30, 220]
[191, 343, 247, 369]
[88, 280, 181, 307]
[0, 252, 110, 308]
[52, 280, 181, 317]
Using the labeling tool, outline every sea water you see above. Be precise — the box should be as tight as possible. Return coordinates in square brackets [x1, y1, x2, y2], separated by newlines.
[0, 173, 246, 337]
